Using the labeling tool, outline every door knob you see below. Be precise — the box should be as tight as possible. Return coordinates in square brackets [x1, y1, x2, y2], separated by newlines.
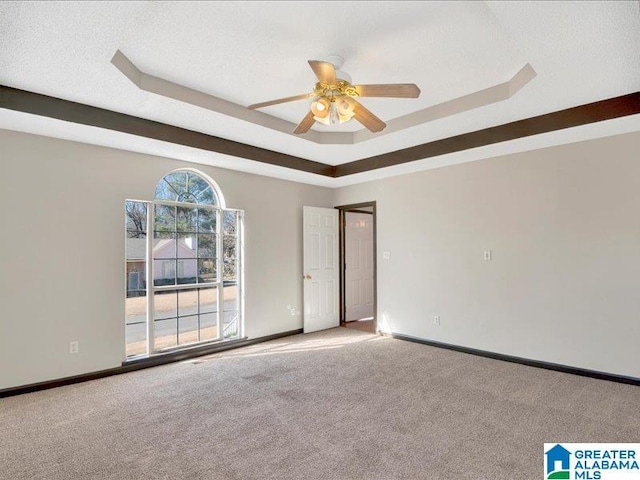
[303, 274, 312, 280]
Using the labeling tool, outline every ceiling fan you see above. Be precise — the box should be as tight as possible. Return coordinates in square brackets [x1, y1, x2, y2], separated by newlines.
[247, 56, 421, 134]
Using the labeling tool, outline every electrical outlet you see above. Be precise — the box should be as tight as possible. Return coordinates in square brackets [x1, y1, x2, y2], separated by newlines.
[383, 251, 390, 260]
[290, 309, 296, 316]
[433, 316, 440, 326]
[484, 250, 492, 261]
[69, 341, 79, 354]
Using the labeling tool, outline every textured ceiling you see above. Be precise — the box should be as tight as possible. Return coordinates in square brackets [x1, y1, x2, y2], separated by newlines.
[117, 1, 526, 131]
[0, 1, 639, 186]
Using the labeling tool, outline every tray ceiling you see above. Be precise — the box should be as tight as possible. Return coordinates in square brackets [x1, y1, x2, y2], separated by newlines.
[0, 1, 639, 186]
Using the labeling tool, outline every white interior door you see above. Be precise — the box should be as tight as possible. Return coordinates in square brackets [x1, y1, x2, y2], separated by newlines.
[303, 206, 339, 333]
[345, 212, 374, 321]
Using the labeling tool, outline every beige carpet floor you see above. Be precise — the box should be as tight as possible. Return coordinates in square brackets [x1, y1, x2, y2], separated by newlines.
[1, 327, 639, 480]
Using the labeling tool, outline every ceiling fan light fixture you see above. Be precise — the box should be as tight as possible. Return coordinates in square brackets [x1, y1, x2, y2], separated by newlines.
[336, 96, 355, 118]
[310, 97, 331, 118]
[312, 96, 356, 126]
[314, 115, 330, 126]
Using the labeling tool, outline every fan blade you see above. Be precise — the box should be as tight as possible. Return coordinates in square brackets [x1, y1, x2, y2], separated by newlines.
[344, 97, 386, 133]
[308, 60, 337, 84]
[248, 93, 310, 110]
[293, 111, 316, 134]
[354, 84, 421, 98]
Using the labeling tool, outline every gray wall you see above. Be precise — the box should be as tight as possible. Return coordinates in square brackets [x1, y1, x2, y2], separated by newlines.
[2, 128, 639, 390]
[0, 130, 333, 390]
[335, 131, 640, 378]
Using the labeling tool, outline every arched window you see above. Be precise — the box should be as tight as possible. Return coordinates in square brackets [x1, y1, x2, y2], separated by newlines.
[154, 169, 224, 207]
[125, 169, 242, 358]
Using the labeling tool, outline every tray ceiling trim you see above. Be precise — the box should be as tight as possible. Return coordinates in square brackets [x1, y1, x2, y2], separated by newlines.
[111, 50, 536, 145]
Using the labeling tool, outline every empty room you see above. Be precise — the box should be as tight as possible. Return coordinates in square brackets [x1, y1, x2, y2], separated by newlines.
[1, 2, 639, 479]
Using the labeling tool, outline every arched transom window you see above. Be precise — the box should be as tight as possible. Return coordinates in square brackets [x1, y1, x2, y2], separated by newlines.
[154, 170, 223, 206]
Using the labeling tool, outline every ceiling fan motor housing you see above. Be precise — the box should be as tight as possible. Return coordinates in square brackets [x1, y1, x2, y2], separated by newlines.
[322, 55, 352, 83]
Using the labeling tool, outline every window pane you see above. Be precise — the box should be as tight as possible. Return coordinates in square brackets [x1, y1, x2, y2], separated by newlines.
[223, 235, 237, 281]
[163, 171, 188, 197]
[126, 268, 147, 298]
[188, 174, 213, 203]
[154, 179, 177, 201]
[198, 259, 216, 283]
[197, 234, 216, 258]
[125, 232, 147, 262]
[154, 233, 176, 259]
[223, 285, 239, 339]
[154, 318, 177, 350]
[196, 186, 215, 205]
[200, 312, 218, 341]
[176, 206, 197, 232]
[126, 323, 147, 357]
[223, 285, 239, 312]
[177, 259, 197, 284]
[126, 237, 147, 292]
[178, 316, 199, 345]
[154, 259, 176, 286]
[177, 233, 196, 259]
[223, 311, 239, 339]
[154, 290, 177, 319]
[199, 287, 217, 313]
[178, 289, 198, 317]
[223, 210, 237, 235]
[125, 201, 147, 236]
[125, 284, 146, 320]
[197, 208, 216, 233]
[154, 204, 176, 233]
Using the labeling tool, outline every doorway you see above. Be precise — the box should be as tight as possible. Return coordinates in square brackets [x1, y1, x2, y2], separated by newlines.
[337, 202, 377, 334]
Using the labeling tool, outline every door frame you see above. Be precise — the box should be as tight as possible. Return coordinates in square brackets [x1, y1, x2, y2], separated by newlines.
[335, 201, 377, 331]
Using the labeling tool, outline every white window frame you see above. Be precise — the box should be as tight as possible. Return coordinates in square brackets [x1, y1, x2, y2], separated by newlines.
[125, 170, 244, 359]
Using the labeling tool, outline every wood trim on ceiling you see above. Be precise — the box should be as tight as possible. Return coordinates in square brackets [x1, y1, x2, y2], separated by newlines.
[0, 85, 334, 177]
[1, 85, 639, 179]
[335, 91, 640, 176]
